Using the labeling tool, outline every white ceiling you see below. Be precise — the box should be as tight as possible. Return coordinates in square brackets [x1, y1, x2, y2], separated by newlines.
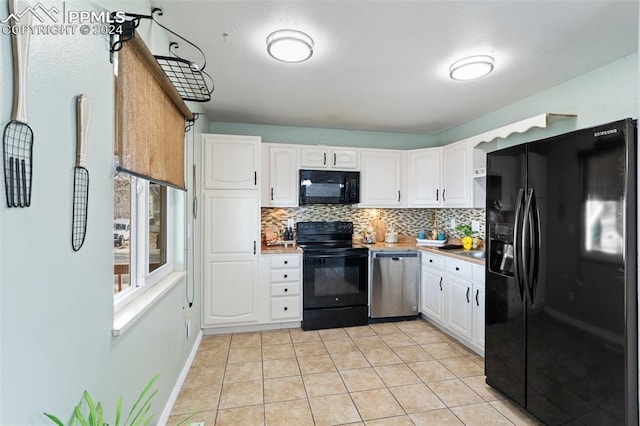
[150, 0, 638, 135]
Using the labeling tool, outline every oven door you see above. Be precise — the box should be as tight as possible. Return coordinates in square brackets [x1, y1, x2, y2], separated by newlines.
[303, 250, 368, 309]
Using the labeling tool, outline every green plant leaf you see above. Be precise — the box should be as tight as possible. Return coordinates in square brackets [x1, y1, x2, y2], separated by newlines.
[456, 224, 472, 236]
[129, 390, 158, 426]
[84, 391, 97, 426]
[125, 374, 159, 425]
[175, 413, 196, 426]
[95, 402, 104, 426]
[43, 413, 65, 426]
[115, 396, 123, 426]
[74, 404, 89, 426]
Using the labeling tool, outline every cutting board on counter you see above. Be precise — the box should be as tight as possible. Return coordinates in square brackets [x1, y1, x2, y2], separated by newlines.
[371, 218, 386, 242]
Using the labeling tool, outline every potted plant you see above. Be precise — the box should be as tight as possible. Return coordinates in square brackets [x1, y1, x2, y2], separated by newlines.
[44, 375, 192, 426]
[456, 224, 474, 250]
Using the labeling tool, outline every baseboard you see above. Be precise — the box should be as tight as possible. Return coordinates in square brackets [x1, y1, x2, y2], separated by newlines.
[158, 329, 203, 425]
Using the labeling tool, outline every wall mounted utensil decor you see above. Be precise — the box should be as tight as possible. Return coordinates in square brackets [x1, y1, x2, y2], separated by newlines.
[72, 95, 91, 251]
[3, 0, 33, 208]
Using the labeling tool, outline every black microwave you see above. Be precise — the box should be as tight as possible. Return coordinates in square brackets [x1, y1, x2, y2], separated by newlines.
[299, 169, 360, 205]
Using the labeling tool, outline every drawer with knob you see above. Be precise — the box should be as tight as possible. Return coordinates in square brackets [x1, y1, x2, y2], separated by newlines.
[421, 253, 444, 270]
[271, 282, 301, 297]
[445, 258, 472, 280]
[270, 269, 300, 284]
[269, 254, 300, 269]
[270, 297, 301, 320]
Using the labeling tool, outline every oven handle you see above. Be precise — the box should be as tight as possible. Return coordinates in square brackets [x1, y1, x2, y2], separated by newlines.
[311, 306, 355, 312]
[304, 252, 369, 260]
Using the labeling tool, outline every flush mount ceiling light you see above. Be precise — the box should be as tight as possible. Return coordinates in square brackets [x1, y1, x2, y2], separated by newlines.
[449, 55, 495, 81]
[266, 29, 314, 63]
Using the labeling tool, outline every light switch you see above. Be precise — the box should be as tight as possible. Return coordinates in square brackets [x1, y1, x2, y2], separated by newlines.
[471, 220, 480, 232]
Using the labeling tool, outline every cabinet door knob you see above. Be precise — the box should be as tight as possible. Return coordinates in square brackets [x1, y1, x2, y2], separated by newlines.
[430, 259, 433, 263]
[284, 274, 288, 278]
[476, 289, 480, 306]
[439, 277, 443, 291]
[466, 287, 470, 303]
[284, 260, 288, 265]
[284, 306, 288, 311]
[284, 288, 288, 292]
[455, 266, 460, 271]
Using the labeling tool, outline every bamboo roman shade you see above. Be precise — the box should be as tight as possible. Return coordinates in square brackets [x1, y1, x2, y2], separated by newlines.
[115, 35, 193, 190]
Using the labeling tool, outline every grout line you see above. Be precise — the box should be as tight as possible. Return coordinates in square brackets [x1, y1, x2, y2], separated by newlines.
[179, 320, 538, 425]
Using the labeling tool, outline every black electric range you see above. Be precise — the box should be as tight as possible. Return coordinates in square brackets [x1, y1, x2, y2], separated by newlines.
[296, 221, 369, 330]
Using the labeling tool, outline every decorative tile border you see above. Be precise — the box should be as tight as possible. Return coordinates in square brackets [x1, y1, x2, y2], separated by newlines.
[261, 206, 485, 240]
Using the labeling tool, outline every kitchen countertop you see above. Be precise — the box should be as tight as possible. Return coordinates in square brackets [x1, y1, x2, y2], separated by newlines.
[261, 243, 303, 254]
[261, 236, 485, 265]
[363, 238, 485, 266]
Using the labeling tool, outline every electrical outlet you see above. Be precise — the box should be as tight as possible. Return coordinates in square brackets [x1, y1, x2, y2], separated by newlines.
[450, 218, 456, 229]
[471, 220, 480, 232]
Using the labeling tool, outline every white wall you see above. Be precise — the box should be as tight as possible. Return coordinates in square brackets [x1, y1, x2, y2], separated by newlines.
[0, 1, 202, 423]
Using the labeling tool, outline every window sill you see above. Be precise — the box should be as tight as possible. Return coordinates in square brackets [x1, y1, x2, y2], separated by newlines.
[112, 271, 186, 337]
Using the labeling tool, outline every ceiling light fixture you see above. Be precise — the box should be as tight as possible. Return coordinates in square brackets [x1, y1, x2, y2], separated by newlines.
[266, 29, 314, 63]
[449, 55, 495, 81]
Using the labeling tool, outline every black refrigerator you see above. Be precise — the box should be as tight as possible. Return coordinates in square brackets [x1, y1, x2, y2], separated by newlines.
[485, 118, 638, 425]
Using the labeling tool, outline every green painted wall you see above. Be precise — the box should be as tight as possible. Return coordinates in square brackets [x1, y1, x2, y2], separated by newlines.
[0, 1, 202, 424]
[209, 122, 439, 149]
[437, 53, 637, 149]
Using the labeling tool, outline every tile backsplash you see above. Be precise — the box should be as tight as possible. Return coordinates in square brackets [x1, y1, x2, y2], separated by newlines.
[261, 206, 485, 240]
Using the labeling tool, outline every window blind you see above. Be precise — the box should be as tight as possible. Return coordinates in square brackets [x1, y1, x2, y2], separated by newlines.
[114, 35, 193, 190]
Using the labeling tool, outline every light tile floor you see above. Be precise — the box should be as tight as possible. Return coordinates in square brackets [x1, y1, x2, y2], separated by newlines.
[168, 319, 542, 425]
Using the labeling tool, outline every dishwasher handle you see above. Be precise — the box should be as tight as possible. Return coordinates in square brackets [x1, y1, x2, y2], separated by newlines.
[372, 252, 419, 259]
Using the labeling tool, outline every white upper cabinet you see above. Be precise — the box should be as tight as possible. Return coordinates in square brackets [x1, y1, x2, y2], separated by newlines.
[331, 148, 359, 169]
[408, 147, 442, 207]
[359, 149, 405, 207]
[262, 144, 298, 207]
[442, 141, 472, 207]
[300, 146, 358, 169]
[203, 134, 260, 190]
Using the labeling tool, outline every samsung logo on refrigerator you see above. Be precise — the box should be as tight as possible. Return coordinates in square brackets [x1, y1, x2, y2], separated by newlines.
[594, 128, 618, 137]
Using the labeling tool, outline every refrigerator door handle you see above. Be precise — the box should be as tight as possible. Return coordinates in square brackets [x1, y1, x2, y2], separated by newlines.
[522, 188, 535, 306]
[528, 189, 541, 306]
[513, 188, 526, 301]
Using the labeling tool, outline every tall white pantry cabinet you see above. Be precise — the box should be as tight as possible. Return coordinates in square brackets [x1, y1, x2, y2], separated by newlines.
[201, 134, 261, 327]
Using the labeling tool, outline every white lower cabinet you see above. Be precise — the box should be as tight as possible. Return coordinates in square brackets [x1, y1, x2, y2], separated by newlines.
[445, 273, 473, 340]
[420, 252, 485, 354]
[420, 253, 445, 324]
[261, 254, 302, 323]
[472, 265, 485, 351]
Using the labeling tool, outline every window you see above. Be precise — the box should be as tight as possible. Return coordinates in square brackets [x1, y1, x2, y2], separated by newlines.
[113, 174, 173, 301]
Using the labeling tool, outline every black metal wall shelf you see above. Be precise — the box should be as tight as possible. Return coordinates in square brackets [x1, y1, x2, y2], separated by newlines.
[110, 9, 213, 103]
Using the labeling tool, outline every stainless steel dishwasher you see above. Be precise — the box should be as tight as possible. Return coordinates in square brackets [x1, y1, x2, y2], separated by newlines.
[370, 251, 420, 318]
